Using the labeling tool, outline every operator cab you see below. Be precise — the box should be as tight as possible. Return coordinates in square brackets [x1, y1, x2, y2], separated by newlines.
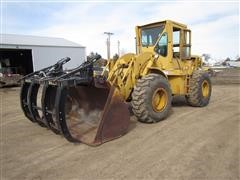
[136, 20, 192, 60]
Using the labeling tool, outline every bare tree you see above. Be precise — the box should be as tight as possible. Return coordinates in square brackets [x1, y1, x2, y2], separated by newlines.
[202, 53, 211, 62]
[222, 57, 231, 66]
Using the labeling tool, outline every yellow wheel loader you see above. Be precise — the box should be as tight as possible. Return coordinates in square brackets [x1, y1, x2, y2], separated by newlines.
[20, 20, 211, 146]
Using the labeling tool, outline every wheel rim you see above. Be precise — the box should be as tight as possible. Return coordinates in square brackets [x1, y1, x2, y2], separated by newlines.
[202, 80, 209, 98]
[152, 88, 168, 112]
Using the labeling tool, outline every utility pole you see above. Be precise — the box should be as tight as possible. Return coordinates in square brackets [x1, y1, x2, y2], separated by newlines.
[117, 40, 120, 56]
[104, 32, 114, 59]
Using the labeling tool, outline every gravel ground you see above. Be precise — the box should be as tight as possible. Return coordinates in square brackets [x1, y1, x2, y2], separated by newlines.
[1, 83, 239, 180]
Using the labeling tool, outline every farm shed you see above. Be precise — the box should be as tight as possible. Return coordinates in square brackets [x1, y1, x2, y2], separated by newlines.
[0, 34, 86, 75]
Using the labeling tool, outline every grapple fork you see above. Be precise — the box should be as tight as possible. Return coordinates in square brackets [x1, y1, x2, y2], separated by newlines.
[20, 55, 130, 145]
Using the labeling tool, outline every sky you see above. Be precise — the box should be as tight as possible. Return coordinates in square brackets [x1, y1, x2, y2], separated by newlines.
[1, 0, 239, 60]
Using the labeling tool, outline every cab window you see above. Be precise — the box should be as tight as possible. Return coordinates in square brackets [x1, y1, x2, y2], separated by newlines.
[155, 33, 168, 57]
[173, 28, 180, 58]
[141, 25, 164, 47]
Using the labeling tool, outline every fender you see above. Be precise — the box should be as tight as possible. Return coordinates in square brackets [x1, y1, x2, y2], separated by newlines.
[147, 67, 168, 79]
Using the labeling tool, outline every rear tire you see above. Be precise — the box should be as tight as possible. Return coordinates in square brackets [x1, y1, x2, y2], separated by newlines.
[186, 70, 212, 107]
[131, 74, 172, 123]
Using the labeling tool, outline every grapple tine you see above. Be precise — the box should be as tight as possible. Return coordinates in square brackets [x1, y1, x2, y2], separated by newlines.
[54, 85, 79, 142]
[27, 82, 46, 127]
[41, 83, 62, 134]
[20, 82, 35, 122]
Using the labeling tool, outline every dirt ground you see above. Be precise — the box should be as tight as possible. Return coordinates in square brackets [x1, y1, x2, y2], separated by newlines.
[211, 68, 240, 85]
[1, 71, 240, 179]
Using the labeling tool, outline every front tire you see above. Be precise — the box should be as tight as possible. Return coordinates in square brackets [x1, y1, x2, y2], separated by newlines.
[131, 74, 172, 123]
[186, 70, 212, 107]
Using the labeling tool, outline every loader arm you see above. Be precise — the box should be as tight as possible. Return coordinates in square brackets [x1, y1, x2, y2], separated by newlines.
[106, 52, 155, 100]
[107, 53, 135, 99]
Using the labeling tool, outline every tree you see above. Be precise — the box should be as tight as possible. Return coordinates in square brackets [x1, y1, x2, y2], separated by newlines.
[222, 61, 227, 66]
[222, 57, 231, 66]
[202, 54, 211, 62]
[225, 57, 231, 61]
[113, 54, 119, 61]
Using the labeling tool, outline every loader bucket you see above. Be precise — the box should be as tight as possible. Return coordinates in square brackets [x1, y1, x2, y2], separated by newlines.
[55, 83, 130, 146]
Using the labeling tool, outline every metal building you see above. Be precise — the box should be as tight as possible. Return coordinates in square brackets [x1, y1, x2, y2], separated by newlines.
[0, 34, 86, 75]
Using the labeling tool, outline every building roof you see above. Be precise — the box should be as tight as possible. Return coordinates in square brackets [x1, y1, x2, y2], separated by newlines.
[0, 34, 84, 48]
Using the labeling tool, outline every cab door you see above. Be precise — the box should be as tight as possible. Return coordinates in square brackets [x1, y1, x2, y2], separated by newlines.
[172, 27, 182, 70]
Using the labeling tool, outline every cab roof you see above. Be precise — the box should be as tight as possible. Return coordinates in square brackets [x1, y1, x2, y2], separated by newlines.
[137, 20, 187, 29]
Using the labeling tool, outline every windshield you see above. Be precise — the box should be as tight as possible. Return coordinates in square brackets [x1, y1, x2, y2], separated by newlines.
[141, 25, 165, 47]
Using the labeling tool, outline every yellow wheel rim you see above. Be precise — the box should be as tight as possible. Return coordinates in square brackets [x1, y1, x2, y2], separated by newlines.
[152, 88, 168, 112]
[202, 80, 209, 98]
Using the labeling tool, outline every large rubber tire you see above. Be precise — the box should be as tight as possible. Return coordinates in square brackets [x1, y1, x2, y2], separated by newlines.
[131, 74, 172, 123]
[186, 70, 212, 107]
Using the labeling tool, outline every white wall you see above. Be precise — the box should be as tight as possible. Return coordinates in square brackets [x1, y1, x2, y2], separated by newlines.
[1, 45, 86, 71]
[228, 61, 240, 68]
